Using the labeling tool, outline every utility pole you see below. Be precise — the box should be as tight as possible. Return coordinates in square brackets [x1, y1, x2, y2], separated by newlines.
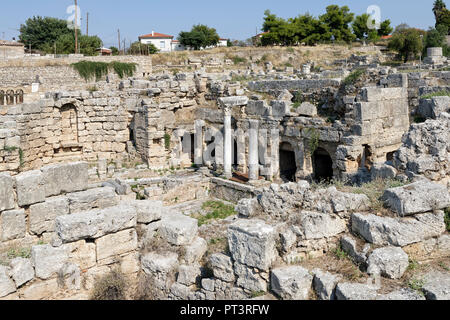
[118, 29, 121, 54]
[86, 12, 89, 36]
[123, 38, 126, 55]
[74, 0, 78, 54]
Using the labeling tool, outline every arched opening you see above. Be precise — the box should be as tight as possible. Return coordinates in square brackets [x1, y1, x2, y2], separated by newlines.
[6, 90, 15, 105]
[279, 142, 297, 182]
[60, 104, 79, 147]
[15, 89, 24, 104]
[386, 151, 395, 162]
[233, 139, 238, 168]
[0, 90, 5, 105]
[313, 147, 333, 182]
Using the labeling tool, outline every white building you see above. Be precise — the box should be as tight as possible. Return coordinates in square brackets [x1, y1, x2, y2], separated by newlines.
[138, 31, 174, 53]
[139, 31, 228, 52]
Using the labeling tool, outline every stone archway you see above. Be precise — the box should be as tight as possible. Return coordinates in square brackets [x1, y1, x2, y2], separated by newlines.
[313, 147, 333, 181]
[279, 141, 297, 182]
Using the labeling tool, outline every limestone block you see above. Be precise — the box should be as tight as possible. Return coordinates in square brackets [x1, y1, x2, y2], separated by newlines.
[209, 253, 235, 283]
[312, 268, 340, 300]
[366, 247, 409, 279]
[41, 162, 88, 197]
[0, 173, 15, 212]
[160, 212, 198, 246]
[31, 244, 69, 280]
[15, 170, 45, 206]
[422, 271, 450, 300]
[177, 264, 202, 286]
[376, 288, 425, 300]
[9, 258, 34, 288]
[271, 266, 313, 300]
[141, 252, 178, 275]
[335, 283, 378, 300]
[21, 278, 58, 300]
[66, 186, 118, 213]
[298, 211, 346, 240]
[382, 181, 450, 216]
[297, 102, 317, 117]
[0, 266, 16, 298]
[183, 237, 207, 264]
[63, 240, 97, 270]
[234, 263, 268, 293]
[125, 199, 162, 224]
[1, 209, 26, 241]
[29, 196, 69, 235]
[351, 212, 445, 246]
[96, 229, 138, 261]
[228, 219, 277, 271]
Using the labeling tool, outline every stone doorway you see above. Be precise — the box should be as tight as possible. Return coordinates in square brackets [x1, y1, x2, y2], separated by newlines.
[279, 142, 297, 182]
[313, 147, 333, 181]
[60, 104, 79, 147]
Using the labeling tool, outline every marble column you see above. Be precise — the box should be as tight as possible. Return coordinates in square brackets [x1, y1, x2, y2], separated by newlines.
[194, 120, 204, 166]
[269, 125, 280, 180]
[248, 119, 259, 181]
[223, 108, 232, 178]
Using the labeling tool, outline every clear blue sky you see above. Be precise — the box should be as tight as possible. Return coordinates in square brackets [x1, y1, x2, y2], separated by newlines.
[0, 0, 438, 47]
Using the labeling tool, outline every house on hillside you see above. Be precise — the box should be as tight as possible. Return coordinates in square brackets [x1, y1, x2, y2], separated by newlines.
[139, 31, 174, 52]
[139, 31, 228, 52]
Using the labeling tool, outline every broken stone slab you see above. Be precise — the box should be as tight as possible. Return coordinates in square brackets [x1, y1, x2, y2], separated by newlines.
[160, 212, 198, 246]
[209, 253, 235, 283]
[0, 266, 16, 298]
[41, 162, 88, 197]
[57, 262, 81, 291]
[382, 181, 450, 216]
[29, 196, 69, 235]
[366, 247, 409, 279]
[177, 264, 202, 286]
[234, 262, 268, 293]
[55, 204, 137, 243]
[31, 244, 69, 280]
[235, 198, 259, 218]
[370, 163, 397, 180]
[9, 258, 34, 288]
[66, 186, 118, 213]
[421, 271, 450, 300]
[183, 237, 207, 264]
[297, 211, 347, 240]
[0, 209, 26, 241]
[329, 187, 371, 214]
[340, 236, 370, 265]
[335, 282, 378, 300]
[228, 219, 277, 271]
[417, 96, 450, 119]
[311, 269, 341, 300]
[297, 102, 317, 117]
[124, 199, 162, 224]
[102, 179, 131, 195]
[141, 252, 178, 275]
[376, 288, 425, 300]
[271, 266, 313, 300]
[218, 96, 249, 107]
[0, 173, 15, 212]
[351, 212, 445, 247]
[15, 170, 45, 206]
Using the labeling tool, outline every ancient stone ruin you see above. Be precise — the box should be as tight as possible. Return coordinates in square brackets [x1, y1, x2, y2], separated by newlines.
[0, 48, 449, 300]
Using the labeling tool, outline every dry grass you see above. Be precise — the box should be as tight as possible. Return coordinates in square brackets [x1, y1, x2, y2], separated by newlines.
[90, 269, 127, 300]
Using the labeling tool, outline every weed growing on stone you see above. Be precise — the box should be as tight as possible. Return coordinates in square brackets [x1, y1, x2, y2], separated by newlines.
[7, 247, 31, 259]
[90, 269, 127, 300]
[444, 208, 450, 232]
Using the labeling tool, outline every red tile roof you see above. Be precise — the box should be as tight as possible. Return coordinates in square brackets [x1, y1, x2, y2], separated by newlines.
[139, 32, 173, 39]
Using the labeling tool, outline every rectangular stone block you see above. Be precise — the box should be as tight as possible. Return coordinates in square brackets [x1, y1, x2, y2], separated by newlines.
[67, 186, 118, 213]
[0, 209, 26, 241]
[15, 170, 45, 206]
[96, 229, 138, 262]
[31, 245, 68, 280]
[41, 162, 88, 197]
[29, 196, 69, 235]
[0, 173, 15, 212]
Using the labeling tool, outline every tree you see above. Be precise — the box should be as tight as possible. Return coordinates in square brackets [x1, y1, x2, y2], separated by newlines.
[434, 0, 447, 20]
[424, 24, 450, 56]
[388, 28, 425, 62]
[127, 41, 158, 55]
[227, 39, 233, 47]
[433, 0, 450, 32]
[109, 46, 119, 56]
[19, 16, 73, 51]
[352, 14, 392, 42]
[178, 24, 220, 50]
[46, 33, 101, 55]
[319, 5, 356, 43]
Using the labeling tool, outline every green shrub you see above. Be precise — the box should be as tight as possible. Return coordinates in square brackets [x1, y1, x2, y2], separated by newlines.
[421, 90, 450, 99]
[164, 133, 171, 150]
[90, 270, 127, 300]
[343, 69, 365, 85]
[194, 201, 236, 226]
[445, 208, 450, 232]
[72, 61, 137, 81]
[109, 61, 137, 79]
[232, 56, 247, 65]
